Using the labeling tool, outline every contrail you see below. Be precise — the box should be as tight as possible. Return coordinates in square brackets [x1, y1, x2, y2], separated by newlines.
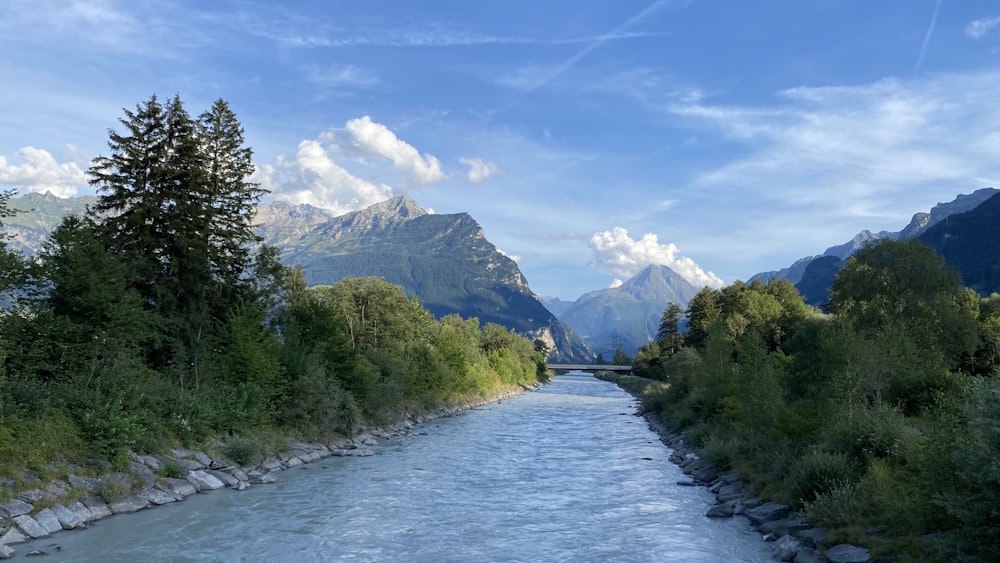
[524, 0, 680, 91]
[914, 0, 943, 76]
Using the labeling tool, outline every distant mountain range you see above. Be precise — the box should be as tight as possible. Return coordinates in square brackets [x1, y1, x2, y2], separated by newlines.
[751, 188, 1000, 305]
[3, 193, 593, 362]
[543, 264, 700, 357]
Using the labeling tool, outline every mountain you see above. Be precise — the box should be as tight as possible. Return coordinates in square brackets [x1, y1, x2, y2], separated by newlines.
[919, 191, 1000, 296]
[263, 196, 592, 361]
[553, 264, 700, 357]
[749, 188, 999, 305]
[4, 192, 97, 255]
[1, 193, 592, 362]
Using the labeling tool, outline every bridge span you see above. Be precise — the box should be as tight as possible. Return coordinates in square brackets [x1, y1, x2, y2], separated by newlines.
[548, 364, 633, 374]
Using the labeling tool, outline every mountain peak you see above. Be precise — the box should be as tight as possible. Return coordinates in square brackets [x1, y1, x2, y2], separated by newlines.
[366, 195, 427, 220]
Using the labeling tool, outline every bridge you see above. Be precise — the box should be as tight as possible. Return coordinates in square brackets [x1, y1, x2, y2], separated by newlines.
[548, 364, 633, 374]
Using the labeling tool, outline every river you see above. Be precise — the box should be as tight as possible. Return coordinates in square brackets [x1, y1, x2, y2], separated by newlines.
[25, 372, 772, 562]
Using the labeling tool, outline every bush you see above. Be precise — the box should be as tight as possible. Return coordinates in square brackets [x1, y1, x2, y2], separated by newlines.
[223, 436, 263, 467]
[700, 433, 739, 471]
[804, 481, 865, 528]
[158, 458, 184, 479]
[786, 450, 855, 508]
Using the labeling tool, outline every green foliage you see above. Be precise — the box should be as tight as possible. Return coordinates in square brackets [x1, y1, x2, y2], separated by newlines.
[785, 451, 855, 508]
[158, 458, 184, 479]
[223, 436, 264, 467]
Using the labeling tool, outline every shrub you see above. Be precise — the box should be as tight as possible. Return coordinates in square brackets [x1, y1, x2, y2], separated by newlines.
[98, 473, 134, 504]
[804, 481, 865, 528]
[786, 450, 855, 508]
[700, 433, 739, 470]
[223, 436, 263, 467]
[158, 458, 184, 479]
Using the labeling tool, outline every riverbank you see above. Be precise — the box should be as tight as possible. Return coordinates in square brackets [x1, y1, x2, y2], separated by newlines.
[0, 385, 531, 559]
[597, 372, 873, 563]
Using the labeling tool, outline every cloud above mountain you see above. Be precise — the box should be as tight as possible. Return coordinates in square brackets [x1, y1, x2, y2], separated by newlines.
[590, 226, 724, 288]
[0, 146, 87, 198]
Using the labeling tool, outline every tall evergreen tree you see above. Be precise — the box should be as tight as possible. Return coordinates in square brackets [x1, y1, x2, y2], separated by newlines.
[656, 302, 684, 357]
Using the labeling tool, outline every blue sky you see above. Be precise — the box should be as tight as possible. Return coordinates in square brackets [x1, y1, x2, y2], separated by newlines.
[2, 1, 1000, 300]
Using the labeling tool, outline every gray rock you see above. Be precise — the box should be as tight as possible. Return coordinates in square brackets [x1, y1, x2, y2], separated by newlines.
[176, 458, 205, 472]
[33, 508, 63, 534]
[186, 470, 225, 491]
[746, 501, 791, 525]
[0, 526, 28, 544]
[191, 451, 213, 467]
[284, 456, 304, 468]
[206, 470, 239, 488]
[361, 437, 378, 447]
[795, 548, 829, 563]
[170, 447, 192, 459]
[717, 481, 744, 498]
[51, 503, 84, 529]
[0, 543, 13, 559]
[139, 486, 179, 505]
[706, 503, 734, 518]
[0, 499, 33, 519]
[129, 461, 158, 487]
[12, 515, 49, 539]
[67, 501, 94, 523]
[795, 527, 829, 549]
[761, 518, 811, 538]
[138, 455, 162, 471]
[771, 535, 801, 561]
[46, 481, 69, 500]
[109, 495, 149, 514]
[250, 472, 278, 485]
[234, 480, 251, 491]
[227, 467, 250, 482]
[676, 480, 696, 486]
[67, 475, 100, 494]
[260, 457, 283, 471]
[79, 497, 111, 520]
[160, 477, 197, 498]
[825, 544, 870, 563]
[17, 489, 44, 504]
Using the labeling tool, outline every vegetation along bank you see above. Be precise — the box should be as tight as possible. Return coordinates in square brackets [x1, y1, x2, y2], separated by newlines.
[0, 95, 548, 558]
[603, 239, 1000, 563]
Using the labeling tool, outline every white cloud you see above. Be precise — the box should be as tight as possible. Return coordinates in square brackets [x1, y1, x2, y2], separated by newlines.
[459, 157, 500, 183]
[665, 74, 1000, 222]
[0, 146, 87, 197]
[260, 116, 454, 214]
[609, 278, 623, 289]
[303, 63, 380, 91]
[590, 226, 724, 288]
[255, 139, 393, 215]
[497, 248, 521, 263]
[966, 16, 1000, 39]
[344, 116, 446, 184]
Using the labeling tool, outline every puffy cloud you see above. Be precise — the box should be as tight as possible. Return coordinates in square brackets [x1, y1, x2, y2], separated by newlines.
[0, 146, 87, 197]
[497, 248, 521, 263]
[261, 116, 454, 214]
[344, 116, 445, 184]
[590, 226, 724, 288]
[255, 139, 392, 215]
[459, 157, 500, 183]
[966, 16, 1000, 39]
[608, 278, 623, 289]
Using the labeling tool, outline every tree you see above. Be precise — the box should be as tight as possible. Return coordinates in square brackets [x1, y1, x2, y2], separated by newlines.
[685, 287, 722, 349]
[656, 302, 684, 358]
[87, 94, 271, 372]
[829, 239, 978, 368]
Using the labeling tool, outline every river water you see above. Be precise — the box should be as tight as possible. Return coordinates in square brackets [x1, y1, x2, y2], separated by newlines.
[27, 373, 772, 562]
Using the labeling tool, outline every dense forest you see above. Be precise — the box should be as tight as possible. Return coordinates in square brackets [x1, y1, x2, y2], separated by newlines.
[622, 238, 1000, 562]
[0, 95, 547, 482]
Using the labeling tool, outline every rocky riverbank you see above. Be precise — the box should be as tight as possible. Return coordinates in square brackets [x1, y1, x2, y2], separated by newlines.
[0, 386, 529, 559]
[641, 410, 872, 563]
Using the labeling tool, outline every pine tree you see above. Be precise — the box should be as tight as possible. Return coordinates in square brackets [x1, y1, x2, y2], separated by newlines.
[656, 302, 684, 358]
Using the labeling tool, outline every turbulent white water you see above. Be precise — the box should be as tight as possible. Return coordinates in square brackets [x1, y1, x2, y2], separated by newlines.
[27, 373, 772, 562]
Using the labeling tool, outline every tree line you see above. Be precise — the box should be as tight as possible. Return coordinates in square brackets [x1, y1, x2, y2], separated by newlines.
[0, 95, 546, 476]
[627, 238, 1000, 562]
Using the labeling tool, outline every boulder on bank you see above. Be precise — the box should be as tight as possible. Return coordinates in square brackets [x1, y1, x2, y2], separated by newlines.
[0, 526, 28, 545]
[158, 478, 197, 498]
[0, 499, 32, 519]
[186, 470, 225, 491]
[33, 508, 63, 534]
[79, 497, 111, 520]
[746, 501, 791, 526]
[50, 503, 84, 530]
[12, 515, 48, 539]
[771, 535, 801, 561]
[109, 495, 149, 514]
[706, 503, 735, 518]
[0, 543, 14, 559]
